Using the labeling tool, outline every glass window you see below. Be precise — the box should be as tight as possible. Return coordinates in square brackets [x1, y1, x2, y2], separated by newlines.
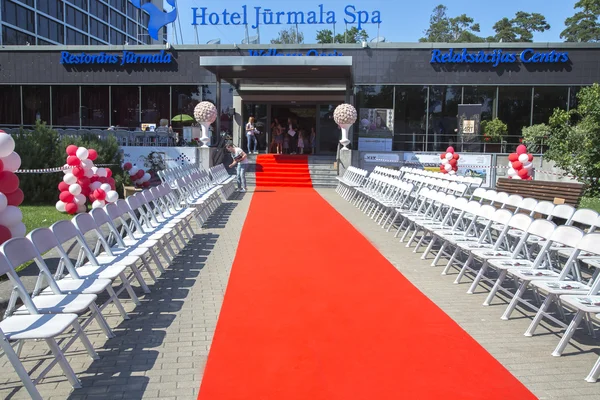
[90, 38, 107, 45]
[141, 86, 170, 125]
[428, 86, 461, 152]
[66, 5, 88, 31]
[38, 0, 64, 20]
[111, 86, 139, 129]
[462, 86, 497, 121]
[393, 86, 428, 152]
[66, 0, 87, 11]
[110, 28, 125, 45]
[569, 86, 584, 111]
[127, 18, 137, 37]
[355, 85, 394, 151]
[220, 83, 235, 136]
[90, 1, 108, 20]
[66, 27, 88, 45]
[498, 86, 532, 143]
[22, 86, 50, 125]
[18, 0, 34, 6]
[356, 85, 393, 109]
[127, 2, 138, 18]
[110, 9, 125, 31]
[319, 104, 342, 153]
[90, 18, 108, 41]
[110, 0, 126, 13]
[532, 87, 569, 125]
[38, 14, 64, 43]
[1, 25, 35, 45]
[171, 85, 202, 141]
[0, 85, 21, 125]
[81, 86, 109, 127]
[2, 1, 35, 33]
[52, 86, 80, 127]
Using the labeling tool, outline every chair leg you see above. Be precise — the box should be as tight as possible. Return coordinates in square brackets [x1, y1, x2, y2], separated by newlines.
[431, 242, 447, 267]
[72, 320, 99, 360]
[454, 253, 474, 284]
[90, 303, 114, 339]
[501, 281, 529, 320]
[483, 270, 507, 305]
[524, 294, 555, 337]
[421, 236, 436, 260]
[442, 248, 460, 275]
[586, 354, 600, 383]
[45, 338, 82, 389]
[119, 271, 140, 306]
[553, 310, 585, 356]
[1, 338, 43, 400]
[106, 286, 130, 320]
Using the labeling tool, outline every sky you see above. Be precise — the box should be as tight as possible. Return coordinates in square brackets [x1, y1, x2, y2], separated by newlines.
[165, 0, 580, 45]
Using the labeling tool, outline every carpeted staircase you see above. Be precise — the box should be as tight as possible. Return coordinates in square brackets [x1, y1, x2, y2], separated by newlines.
[254, 155, 312, 188]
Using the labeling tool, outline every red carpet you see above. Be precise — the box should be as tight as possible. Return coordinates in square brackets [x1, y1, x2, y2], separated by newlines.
[197, 187, 536, 400]
[254, 154, 312, 187]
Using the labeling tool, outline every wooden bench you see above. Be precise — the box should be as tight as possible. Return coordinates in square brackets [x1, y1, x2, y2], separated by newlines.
[495, 178, 586, 207]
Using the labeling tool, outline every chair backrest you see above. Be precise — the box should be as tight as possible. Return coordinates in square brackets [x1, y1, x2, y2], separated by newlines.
[527, 219, 557, 240]
[28, 228, 59, 254]
[549, 225, 585, 248]
[519, 198, 539, 213]
[569, 208, 598, 227]
[504, 194, 524, 209]
[508, 213, 533, 231]
[533, 201, 555, 217]
[478, 204, 497, 220]
[2, 237, 41, 268]
[577, 233, 600, 255]
[491, 208, 513, 225]
[550, 204, 576, 222]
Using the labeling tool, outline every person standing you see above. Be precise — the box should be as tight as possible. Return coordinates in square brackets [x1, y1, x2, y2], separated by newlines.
[245, 116, 258, 154]
[310, 127, 317, 154]
[227, 143, 248, 192]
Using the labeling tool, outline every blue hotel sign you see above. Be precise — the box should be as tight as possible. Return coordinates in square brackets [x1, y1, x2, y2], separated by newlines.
[430, 48, 570, 67]
[60, 50, 173, 66]
[248, 49, 343, 56]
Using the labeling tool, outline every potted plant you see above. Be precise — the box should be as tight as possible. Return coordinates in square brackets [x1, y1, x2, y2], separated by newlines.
[480, 118, 508, 152]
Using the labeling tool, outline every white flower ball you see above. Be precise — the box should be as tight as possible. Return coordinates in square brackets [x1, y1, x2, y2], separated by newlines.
[194, 101, 218, 124]
[333, 103, 358, 126]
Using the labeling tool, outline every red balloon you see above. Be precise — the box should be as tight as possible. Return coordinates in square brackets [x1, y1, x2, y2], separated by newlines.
[123, 162, 132, 171]
[439, 165, 445, 172]
[0, 225, 11, 244]
[81, 186, 91, 196]
[453, 165, 458, 171]
[453, 153, 460, 160]
[105, 168, 112, 178]
[88, 193, 96, 202]
[446, 146, 455, 153]
[449, 159, 457, 166]
[440, 154, 445, 160]
[142, 181, 150, 187]
[508, 153, 519, 162]
[0, 159, 4, 172]
[88, 149, 98, 161]
[72, 166, 85, 178]
[93, 189, 106, 201]
[78, 177, 90, 187]
[66, 145, 78, 156]
[136, 170, 145, 180]
[90, 176, 99, 183]
[0, 171, 19, 194]
[516, 145, 527, 155]
[6, 188, 23, 206]
[528, 153, 534, 162]
[518, 168, 529, 178]
[99, 177, 108, 184]
[512, 161, 523, 170]
[65, 203, 78, 215]
[59, 191, 74, 203]
[58, 181, 70, 192]
[67, 156, 81, 166]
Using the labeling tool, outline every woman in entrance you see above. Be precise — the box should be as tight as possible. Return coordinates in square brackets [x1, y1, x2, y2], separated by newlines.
[310, 127, 317, 155]
[297, 129, 305, 155]
[245, 116, 258, 154]
[273, 119, 283, 154]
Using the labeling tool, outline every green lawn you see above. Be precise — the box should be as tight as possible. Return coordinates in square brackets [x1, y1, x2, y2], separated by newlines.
[21, 205, 72, 234]
[580, 197, 600, 213]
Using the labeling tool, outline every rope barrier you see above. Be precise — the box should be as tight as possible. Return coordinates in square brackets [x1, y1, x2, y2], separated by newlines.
[14, 164, 119, 174]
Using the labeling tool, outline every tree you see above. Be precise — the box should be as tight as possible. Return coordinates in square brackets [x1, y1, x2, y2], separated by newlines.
[271, 27, 304, 44]
[489, 12, 550, 42]
[541, 84, 600, 195]
[419, 5, 484, 43]
[315, 27, 369, 44]
[561, 0, 600, 42]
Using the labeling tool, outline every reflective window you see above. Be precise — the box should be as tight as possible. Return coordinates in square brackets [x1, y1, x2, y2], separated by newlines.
[110, 0, 126, 13]
[66, 0, 87, 11]
[319, 104, 342, 153]
[393, 86, 428, 151]
[52, 86, 80, 127]
[110, 9, 125, 31]
[22, 86, 50, 125]
[18, 0, 34, 6]
[569, 86, 583, 111]
[90, 19, 108, 42]
[38, 15, 64, 43]
[2, 1, 35, 33]
[462, 86, 497, 121]
[220, 83, 235, 136]
[171, 85, 201, 142]
[38, 0, 64, 20]
[127, 19, 137, 37]
[67, 28, 88, 45]
[141, 86, 170, 124]
[1, 25, 35, 45]
[110, 28, 125, 45]
[127, 2, 138, 18]
[498, 86, 532, 142]
[0, 85, 21, 125]
[428, 86, 461, 152]
[90, 1, 108, 20]
[81, 86, 109, 127]
[90, 38, 107, 45]
[111, 86, 139, 129]
[66, 5, 88, 31]
[355, 85, 394, 150]
[532, 87, 569, 125]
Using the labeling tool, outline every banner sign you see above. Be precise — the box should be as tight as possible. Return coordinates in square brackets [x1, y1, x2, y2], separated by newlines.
[404, 152, 493, 188]
[363, 153, 400, 163]
[358, 108, 394, 151]
[119, 146, 197, 172]
[60, 50, 173, 66]
[430, 48, 569, 67]
[248, 49, 343, 57]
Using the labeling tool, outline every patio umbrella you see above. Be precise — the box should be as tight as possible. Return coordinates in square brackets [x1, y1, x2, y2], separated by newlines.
[171, 114, 194, 123]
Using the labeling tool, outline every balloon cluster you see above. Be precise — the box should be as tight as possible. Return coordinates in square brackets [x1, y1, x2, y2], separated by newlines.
[0, 130, 25, 244]
[56, 145, 119, 214]
[122, 163, 151, 188]
[507, 144, 534, 180]
[439, 146, 460, 175]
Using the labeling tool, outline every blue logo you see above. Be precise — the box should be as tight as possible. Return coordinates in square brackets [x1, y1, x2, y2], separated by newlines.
[430, 48, 569, 68]
[130, 0, 177, 41]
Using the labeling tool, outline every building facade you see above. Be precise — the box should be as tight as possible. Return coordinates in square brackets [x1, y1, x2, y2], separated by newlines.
[0, 0, 165, 46]
[0, 42, 598, 154]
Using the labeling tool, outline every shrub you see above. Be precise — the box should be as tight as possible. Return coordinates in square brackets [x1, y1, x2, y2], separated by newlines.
[480, 118, 508, 143]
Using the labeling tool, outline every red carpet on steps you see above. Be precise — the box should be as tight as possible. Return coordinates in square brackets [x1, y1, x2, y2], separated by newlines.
[197, 187, 536, 400]
[254, 154, 313, 188]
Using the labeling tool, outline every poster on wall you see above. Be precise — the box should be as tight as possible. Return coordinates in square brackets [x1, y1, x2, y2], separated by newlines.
[403, 152, 493, 188]
[457, 104, 482, 152]
[358, 108, 394, 151]
[120, 146, 197, 175]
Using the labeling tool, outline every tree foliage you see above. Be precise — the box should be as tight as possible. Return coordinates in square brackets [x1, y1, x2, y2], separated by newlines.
[419, 5, 484, 43]
[316, 27, 369, 44]
[489, 12, 550, 42]
[561, 0, 600, 42]
[271, 26, 304, 44]
[543, 84, 600, 195]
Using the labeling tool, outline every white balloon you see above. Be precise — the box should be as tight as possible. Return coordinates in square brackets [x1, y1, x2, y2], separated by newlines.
[129, 167, 139, 176]
[63, 173, 77, 185]
[523, 162, 533, 170]
[142, 173, 151, 182]
[0, 134, 15, 158]
[0, 193, 6, 213]
[90, 182, 102, 191]
[77, 203, 87, 213]
[106, 190, 119, 203]
[74, 194, 86, 205]
[96, 168, 107, 178]
[63, 164, 70, 174]
[1, 152, 21, 172]
[56, 200, 66, 213]
[512, 175, 522, 180]
[81, 159, 94, 169]
[448, 170, 456, 175]
[68, 183, 82, 196]
[92, 200, 105, 209]
[0, 206, 22, 227]
[445, 152, 453, 160]
[76, 147, 89, 160]
[507, 168, 517, 177]
[8, 222, 26, 238]
[100, 183, 111, 193]
[91, 167, 98, 175]
[444, 163, 453, 172]
[84, 168, 94, 178]
[441, 158, 449, 165]
[518, 153, 529, 163]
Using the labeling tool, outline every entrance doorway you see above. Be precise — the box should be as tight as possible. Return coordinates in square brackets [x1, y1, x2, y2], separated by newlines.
[271, 105, 315, 155]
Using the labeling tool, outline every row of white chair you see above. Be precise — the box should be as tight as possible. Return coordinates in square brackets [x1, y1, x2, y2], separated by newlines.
[0, 167, 233, 398]
[339, 167, 600, 383]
